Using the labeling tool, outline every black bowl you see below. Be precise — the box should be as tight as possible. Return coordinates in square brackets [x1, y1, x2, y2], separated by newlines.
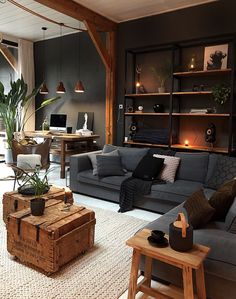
[151, 230, 165, 241]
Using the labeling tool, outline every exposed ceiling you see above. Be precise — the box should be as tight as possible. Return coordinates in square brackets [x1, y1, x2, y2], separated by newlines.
[73, 0, 216, 22]
[0, 0, 216, 42]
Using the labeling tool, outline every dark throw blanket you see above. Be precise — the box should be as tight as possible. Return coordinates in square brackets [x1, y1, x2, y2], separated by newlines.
[118, 177, 165, 213]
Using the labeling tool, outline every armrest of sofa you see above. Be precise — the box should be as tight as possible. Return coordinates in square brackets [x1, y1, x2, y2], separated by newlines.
[70, 150, 102, 175]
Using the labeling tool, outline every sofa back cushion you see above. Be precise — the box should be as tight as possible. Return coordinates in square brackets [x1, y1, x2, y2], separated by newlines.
[103, 144, 149, 171]
[175, 152, 209, 183]
[205, 153, 219, 183]
[205, 155, 236, 189]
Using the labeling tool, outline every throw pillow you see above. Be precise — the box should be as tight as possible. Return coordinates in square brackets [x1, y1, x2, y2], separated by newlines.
[206, 155, 236, 189]
[153, 154, 180, 183]
[183, 189, 215, 229]
[96, 155, 125, 177]
[209, 179, 236, 220]
[89, 149, 120, 175]
[225, 198, 236, 233]
[132, 154, 164, 181]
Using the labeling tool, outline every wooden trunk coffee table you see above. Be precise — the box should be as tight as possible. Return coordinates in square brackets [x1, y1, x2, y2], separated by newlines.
[7, 200, 95, 275]
[126, 229, 210, 299]
[2, 185, 72, 223]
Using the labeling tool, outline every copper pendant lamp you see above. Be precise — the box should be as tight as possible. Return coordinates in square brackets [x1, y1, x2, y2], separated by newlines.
[40, 27, 49, 94]
[74, 28, 85, 93]
[56, 24, 65, 94]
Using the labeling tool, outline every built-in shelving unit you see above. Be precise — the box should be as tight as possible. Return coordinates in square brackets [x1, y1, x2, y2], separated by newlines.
[123, 35, 236, 154]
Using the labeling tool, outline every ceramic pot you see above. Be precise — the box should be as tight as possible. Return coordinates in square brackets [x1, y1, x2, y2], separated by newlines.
[30, 198, 45, 216]
[158, 87, 165, 93]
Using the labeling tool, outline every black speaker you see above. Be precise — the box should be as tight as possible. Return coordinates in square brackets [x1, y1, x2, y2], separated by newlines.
[129, 122, 137, 139]
[205, 123, 216, 143]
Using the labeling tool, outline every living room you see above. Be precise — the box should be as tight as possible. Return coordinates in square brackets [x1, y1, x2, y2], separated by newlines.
[0, 1, 236, 298]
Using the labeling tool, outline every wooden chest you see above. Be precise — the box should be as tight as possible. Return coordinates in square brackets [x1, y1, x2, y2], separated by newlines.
[2, 186, 73, 223]
[7, 200, 96, 275]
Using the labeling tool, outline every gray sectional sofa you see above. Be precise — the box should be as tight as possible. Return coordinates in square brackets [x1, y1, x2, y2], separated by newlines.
[70, 145, 236, 299]
[70, 145, 216, 213]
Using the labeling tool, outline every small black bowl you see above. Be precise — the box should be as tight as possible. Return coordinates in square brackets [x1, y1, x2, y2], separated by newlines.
[151, 230, 165, 241]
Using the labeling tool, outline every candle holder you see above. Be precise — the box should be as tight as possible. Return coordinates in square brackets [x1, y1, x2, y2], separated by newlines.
[184, 140, 189, 146]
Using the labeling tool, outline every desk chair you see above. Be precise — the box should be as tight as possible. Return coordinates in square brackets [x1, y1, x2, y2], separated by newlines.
[11, 138, 52, 190]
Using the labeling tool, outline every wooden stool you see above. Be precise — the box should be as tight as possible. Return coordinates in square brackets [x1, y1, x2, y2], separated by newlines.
[126, 229, 210, 299]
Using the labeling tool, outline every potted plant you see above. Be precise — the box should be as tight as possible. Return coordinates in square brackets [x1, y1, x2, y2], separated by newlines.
[150, 60, 172, 93]
[0, 76, 60, 156]
[18, 166, 51, 216]
[212, 84, 231, 105]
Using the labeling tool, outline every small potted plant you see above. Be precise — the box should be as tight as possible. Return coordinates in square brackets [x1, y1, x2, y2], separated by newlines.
[212, 84, 231, 105]
[18, 166, 51, 216]
[150, 60, 172, 93]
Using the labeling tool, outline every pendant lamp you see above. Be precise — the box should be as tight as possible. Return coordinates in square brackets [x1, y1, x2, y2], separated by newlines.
[40, 27, 49, 94]
[74, 29, 85, 93]
[56, 24, 65, 94]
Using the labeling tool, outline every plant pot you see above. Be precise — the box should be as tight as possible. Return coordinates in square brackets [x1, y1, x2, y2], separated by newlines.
[4, 148, 13, 164]
[30, 197, 45, 216]
[158, 87, 165, 93]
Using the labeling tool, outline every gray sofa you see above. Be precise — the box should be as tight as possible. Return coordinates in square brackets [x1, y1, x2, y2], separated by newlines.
[70, 145, 236, 298]
[70, 145, 216, 214]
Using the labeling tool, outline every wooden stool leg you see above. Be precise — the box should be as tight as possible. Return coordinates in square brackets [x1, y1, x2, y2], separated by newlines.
[182, 266, 194, 299]
[128, 249, 141, 299]
[144, 256, 152, 287]
[196, 263, 207, 299]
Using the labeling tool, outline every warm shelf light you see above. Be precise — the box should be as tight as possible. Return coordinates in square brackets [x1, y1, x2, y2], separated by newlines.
[136, 81, 141, 93]
[185, 140, 189, 146]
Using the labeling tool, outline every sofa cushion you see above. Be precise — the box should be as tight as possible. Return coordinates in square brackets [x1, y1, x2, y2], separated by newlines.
[78, 170, 132, 190]
[175, 152, 209, 183]
[205, 154, 219, 183]
[132, 155, 164, 181]
[150, 180, 203, 204]
[89, 149, 120, 175]
[103, 144, 149, 171]
[153, 154, 180, 183]
[225, 198, 236, 232]
[209, 179, 236, 221]
[206, 155, 236, 189]
[97, 155, 125, 177]
[184, 189, 215, 228]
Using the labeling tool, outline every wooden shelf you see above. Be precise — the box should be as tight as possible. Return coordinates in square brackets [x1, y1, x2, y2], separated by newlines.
[173, 91, 212, 95]
[125, 112, 169, 116]
[125, 92, 170, 97]
[172, 113, 230, 117]
[173, 68, 232, 77]
[171, 144, 228, 153]
[124, 141, 168, 148]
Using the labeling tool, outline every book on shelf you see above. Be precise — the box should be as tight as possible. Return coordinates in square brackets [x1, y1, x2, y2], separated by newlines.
[190, 109, 208, 114]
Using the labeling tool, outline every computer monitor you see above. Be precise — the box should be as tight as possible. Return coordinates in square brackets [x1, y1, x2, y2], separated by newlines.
[49, 114, 67, 132]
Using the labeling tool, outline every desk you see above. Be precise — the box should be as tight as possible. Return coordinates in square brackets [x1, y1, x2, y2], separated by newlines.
[25, 131, 100, 179]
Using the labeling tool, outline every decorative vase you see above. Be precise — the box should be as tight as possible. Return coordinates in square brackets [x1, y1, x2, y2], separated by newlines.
[158, 87, 165, 93]
[30, 198, 45, 216]
[153, 104, 164, 113]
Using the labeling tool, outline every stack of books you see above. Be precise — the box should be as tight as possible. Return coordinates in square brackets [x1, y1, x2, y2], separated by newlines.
[190, 109, 208, 114]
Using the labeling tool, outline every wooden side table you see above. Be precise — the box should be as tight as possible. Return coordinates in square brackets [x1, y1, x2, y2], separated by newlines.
[126, 229, 210, 299]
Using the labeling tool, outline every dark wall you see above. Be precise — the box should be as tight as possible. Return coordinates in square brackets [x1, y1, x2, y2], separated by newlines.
[34, 32, 106, 147]
[116, 0, 236, 145]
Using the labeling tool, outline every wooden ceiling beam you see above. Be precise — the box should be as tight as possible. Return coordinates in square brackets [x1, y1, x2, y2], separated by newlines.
[34, 0, 117, 32]
[84, 20, 111, 70]
[0, 44, 18, 73]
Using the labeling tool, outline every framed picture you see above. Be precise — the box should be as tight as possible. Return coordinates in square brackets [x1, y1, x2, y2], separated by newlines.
[203, 44, 228, 70]
[77, 112, 94, 131]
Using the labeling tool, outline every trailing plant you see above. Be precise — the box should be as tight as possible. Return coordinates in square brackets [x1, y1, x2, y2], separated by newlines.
[212, 84, 231, 105]
[0, 76, 60, 148]
[150, 60, 172, 88]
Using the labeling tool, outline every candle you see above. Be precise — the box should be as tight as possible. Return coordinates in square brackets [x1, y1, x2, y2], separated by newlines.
[136, 82, 141, 94]
[185, 140, 189, 146]
[64, 187, 73, 203]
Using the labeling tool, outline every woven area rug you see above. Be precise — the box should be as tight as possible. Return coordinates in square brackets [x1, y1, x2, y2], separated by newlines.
[0, 205, 148, 299]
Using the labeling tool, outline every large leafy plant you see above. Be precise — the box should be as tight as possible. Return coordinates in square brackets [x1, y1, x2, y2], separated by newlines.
[0, 76, 60, 148]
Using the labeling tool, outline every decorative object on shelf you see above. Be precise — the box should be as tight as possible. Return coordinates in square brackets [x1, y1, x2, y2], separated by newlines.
[147, 230, 168, 247]
[190, 108, 208, 114]
[153, 104, 164, 113]
[206, 107, 217, 114]
[137, 105, 144, 113]
[127, 106, 134, 113]
[212, 84, 231, 105]
[42, 116, 49, 131]
[169, 212, 193, 252]
[150, 60, 171, 93]
[188, 55, 196, 71]
[192, 84, 206, 91]
[204, 44, 228, 70]
[135, 65, 146, 94]
[205, 123, 216, 144]
[184, 140, 189, 146]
